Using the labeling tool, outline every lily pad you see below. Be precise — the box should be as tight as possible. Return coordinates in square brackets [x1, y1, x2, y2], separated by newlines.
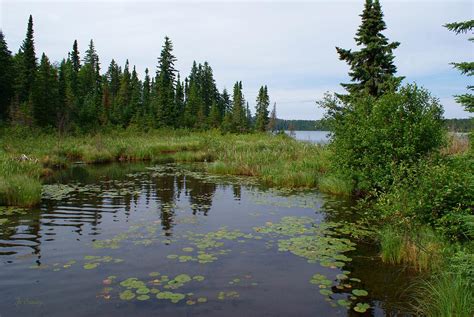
[354, 302, 370, 313]
[352, 289, 368, 297]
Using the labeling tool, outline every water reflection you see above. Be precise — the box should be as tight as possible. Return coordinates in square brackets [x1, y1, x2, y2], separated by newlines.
[0, 163, 418, 316]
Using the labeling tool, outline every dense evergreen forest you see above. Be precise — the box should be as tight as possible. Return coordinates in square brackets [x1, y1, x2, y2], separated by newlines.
[0, 16, 274, 133]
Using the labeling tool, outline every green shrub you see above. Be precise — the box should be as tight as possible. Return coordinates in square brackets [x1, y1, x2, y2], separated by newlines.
[321, 84, 445, 190]
[376, 154, 474, 241]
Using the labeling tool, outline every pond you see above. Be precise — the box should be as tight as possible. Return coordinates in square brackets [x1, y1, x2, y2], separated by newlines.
[0, 163, 417, 316]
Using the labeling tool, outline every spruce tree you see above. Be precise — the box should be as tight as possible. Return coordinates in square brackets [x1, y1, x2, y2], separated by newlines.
[255, 85, 270, 132]
[155, 36, 177, 127]
[208, 100, 221, 128]
[336, 0, 403, 99]
[231, 81, 247, 132]
[175, 74, 185, 126]
[17, 15, 37, 103]
[184, 81, 202, 128]
[32, 53, 59, 127]
[116, 60, 131, 126]
[71, 40, 81, 73]
[444, 20, 474, 112]
[77, 39, 101, 129]
[142, 68, 151, 117]
[129, 65, 142, 125]
[0, 31, 13, 121]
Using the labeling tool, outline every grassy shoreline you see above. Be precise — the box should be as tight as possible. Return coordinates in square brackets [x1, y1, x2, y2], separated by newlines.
[0, 128, 347, 207]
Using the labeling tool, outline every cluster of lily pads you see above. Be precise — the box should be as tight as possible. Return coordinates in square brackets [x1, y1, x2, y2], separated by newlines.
[100, 272, 210, 305]
[253, 216, 373, 314]
[42, 180, 142, 202]
[166, 228, 263, 264]
[83, 255, 124, 269]
[0, 206, 29, 226]
[310, 273, 370, 313]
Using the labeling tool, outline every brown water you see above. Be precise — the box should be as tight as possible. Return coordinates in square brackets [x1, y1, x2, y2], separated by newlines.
[0, 163, 417, 317]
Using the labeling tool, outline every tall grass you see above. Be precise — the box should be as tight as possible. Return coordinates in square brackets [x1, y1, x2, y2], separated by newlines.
[413, 273, 474, 317]
[0, 128, 335, 206]
[379, 226, 443, 271]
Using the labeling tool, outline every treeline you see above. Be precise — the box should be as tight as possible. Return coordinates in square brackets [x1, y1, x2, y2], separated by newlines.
[0, 16, 275, 133]
[276, 118, 472, 132]
[276, 119, 331, 131]
[444, 118, 473, 132]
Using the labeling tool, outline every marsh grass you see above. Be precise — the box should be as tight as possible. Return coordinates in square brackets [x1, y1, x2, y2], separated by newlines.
[412, 273, 474, 317]
[318, 175, 353, 195]
[379, 226, 444, 271]
[0, 129, 335, 206]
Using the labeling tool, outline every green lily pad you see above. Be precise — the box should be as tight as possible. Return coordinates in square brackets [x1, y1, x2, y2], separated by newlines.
[83, 263, 98, 270]
[337, 299, 351, 307]
[352, 289, 368, 297]
[120, 290, 135, 300]
[354, 302, 370, 313]
[137, 295, 150, 301]
[319, 289, 333, 296]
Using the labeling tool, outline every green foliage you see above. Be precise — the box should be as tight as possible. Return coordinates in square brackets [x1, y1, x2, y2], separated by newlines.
[336, 0, 403, 99]
[0, 31, 13, 120]
[375, 154, 474, 241]
[378, 225, 444, 271]
[33, 53, 59, 127]
[155, 36, 177, 127]
[255, 86, 270, 132]
[231, 81, 248, 133]
[17, 15, 37, 104]
[322, 84, 445, 190]
[413, 273, 474, 317]
[444, 19, 474, 112]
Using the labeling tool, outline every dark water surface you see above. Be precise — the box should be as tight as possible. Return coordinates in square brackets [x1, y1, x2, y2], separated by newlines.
[0, 163, 416, 317]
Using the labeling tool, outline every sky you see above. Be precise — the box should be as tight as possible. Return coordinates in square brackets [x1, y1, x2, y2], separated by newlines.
[1, 0, 473, 119]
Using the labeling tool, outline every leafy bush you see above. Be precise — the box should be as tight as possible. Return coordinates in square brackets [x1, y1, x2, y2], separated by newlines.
[321, 84, 445, 190]
[375, 154, 473, 241]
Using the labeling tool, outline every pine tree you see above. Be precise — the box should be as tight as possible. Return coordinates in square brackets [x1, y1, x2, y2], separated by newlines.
[175, 73, 185, 126]
[71, 40, 81, 73]
[231, 81, 247, 132]
[208, 100, 221, 128]
[116, 60, 131, 126]
[336, 0, 403, 99]
[57, 59, 74, 132]
[32, 53, 59, 127]
[69, 40, 81, 104]
[255, 85, 270, 132]
[155, 36, 177, 127]
[444, 20, 474, 112]
[142, 68, 151, 117]
[184, 81, 202, 128]
[129, 65, 142, 125]
[0, 31, 13, 121]
[77, 39, 101, 129]
[17, 15, 37, 104]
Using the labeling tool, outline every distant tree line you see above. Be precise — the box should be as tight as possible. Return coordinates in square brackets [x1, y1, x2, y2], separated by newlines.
[444, 118, 474, 132]
[275, 118, 472, 132]
[275, 119, 331, 131]
[0, 16, 273, 133]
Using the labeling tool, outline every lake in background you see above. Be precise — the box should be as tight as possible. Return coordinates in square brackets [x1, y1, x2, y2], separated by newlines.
[286, 131, 331, 144]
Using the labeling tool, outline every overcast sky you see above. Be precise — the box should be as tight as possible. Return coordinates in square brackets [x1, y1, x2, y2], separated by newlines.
[1, 0, 473, 119]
